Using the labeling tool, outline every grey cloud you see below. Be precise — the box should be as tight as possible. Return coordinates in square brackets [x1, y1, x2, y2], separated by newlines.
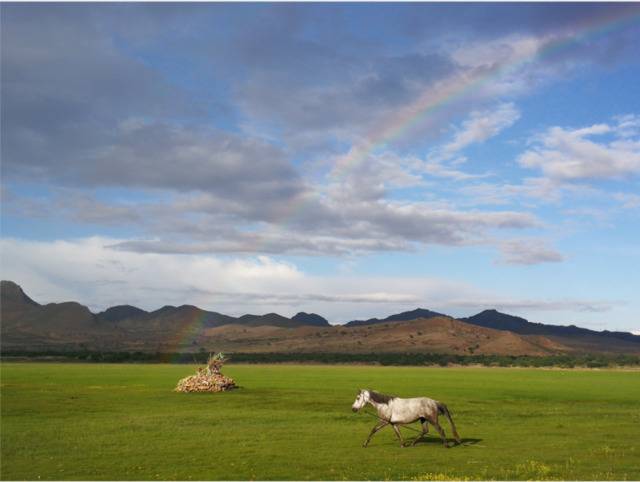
[1, 187, 53, 219]
[108, 235, 411, 257]
[6, 182, 544, 257]
[396, 3, 639, 42]
[3, 3, 593, 265]
[4, 3, 637, 186]
[233, 5, 639, 150]
[4, 119, 305, 211]
[443, 298, 615, 313]
[1, 6, 196, 134]
[498, 239, 565, 265]
[1, 5, 308, 215]
[60, 193, 143, 226]
[104, 200, 540, 257]
[181, 289, 421, 306]
[236, 51, 460, 152]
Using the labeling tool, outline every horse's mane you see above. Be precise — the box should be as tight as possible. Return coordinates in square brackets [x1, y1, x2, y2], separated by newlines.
[368, 390, 396, 404]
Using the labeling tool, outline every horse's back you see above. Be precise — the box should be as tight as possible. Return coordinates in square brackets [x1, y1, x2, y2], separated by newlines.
[388, 396, 439, 423]
[400, 396, 439, 408]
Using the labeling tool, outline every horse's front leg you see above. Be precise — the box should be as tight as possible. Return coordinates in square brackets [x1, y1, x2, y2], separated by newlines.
[392, 424, 405, 447]
[363, 420, 388, 447]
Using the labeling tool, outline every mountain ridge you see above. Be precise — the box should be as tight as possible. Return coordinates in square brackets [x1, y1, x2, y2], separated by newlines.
[0, 281, 328, 330]
[292, 312, 331, 327]
[345, 308, 449, 327]
[462, 309, 639, 345]
[2, 280, 638, 355]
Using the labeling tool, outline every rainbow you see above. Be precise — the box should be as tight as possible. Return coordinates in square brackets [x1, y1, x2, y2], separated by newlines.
[275, 5, 640, 229]
[168, 308, 214, 362]
[330, 5, 640, 180]
[169, 7, 640, 351]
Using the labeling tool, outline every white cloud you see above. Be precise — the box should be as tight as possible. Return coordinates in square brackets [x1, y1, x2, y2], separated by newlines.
[460, 177, 564, 206]
[615, 114, 640, 139]
[451, 34, 546, 70]
[0, 237, 302, 311]
[0, 236, 589, 322]
[423, 160, 491, 181]
[0, 237, 459, 317]
[415, 103, 519, 182]
[613, 192, 640, 209]
[518, 118, 640, 180]
[440, 102, 521, 158]
[449, 33, 572, 98]
[327, 149, 426, 202]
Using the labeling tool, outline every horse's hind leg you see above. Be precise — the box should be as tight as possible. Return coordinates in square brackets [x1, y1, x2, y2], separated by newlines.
[363, 420, 388, 448]
[411, 418, 429, 446]
[392, 424, 405, 447]
[432, 418, 449, 448]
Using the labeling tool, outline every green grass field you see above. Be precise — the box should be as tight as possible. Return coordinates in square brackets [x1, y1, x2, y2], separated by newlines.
[1, 363, 639, 480]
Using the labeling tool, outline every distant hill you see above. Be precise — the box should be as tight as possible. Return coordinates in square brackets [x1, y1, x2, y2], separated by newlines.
[0, 281, 333, 352]
[96, 305, 148, 323]
[201, 316, 571, 356]
[2, 280, 638, 356]
[0, 281, 116, 351]
[292, 312, 330, 327]
[346, 308, 448, 327]
[462, 309, 640, 347]
[143, 305, 237, 328]
[237, 313, 303, 328]
[1, 280, 40, 307]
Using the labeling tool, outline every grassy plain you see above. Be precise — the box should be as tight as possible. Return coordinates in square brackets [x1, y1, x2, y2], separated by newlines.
[1, 363, 639, 480]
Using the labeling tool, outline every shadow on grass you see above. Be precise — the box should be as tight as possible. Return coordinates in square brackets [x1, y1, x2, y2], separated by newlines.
[365, 436, 483, 448]
[408, 437, 483, 447]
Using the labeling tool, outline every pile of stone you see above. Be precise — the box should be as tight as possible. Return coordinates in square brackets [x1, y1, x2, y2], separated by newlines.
[175, 353, 237, 393]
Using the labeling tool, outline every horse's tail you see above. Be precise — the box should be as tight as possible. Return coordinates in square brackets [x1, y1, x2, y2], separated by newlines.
[437, 402, 461, 444]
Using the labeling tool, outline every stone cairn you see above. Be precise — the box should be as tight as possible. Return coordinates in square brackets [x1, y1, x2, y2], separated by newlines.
[175, 352, 237, 393]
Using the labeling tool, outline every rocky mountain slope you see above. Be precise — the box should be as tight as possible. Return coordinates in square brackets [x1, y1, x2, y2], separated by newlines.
[462, 309, 639, 353]
[2, 280, 638, 355]
[345, 308, 448, 326]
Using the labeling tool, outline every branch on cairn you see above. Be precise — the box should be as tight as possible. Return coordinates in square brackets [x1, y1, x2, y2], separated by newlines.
[175, 352, 237, 393]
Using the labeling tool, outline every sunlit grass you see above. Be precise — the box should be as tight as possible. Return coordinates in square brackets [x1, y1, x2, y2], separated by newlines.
[1, 363, 638, 480]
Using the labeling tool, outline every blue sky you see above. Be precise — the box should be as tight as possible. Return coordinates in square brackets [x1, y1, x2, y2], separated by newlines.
[1, 3, 639, 331]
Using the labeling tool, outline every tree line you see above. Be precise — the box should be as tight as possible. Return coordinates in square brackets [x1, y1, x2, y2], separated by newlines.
[2, 350, 639, 367]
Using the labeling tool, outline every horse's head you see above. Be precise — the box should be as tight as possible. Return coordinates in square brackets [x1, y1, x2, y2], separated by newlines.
[351, 389, 370, 412]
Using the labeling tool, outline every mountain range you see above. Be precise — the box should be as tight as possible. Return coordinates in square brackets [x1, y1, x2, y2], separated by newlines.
[1, 280, 638, 356]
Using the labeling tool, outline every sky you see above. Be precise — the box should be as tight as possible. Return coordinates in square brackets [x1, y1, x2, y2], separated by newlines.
[1, 3, 639, 331]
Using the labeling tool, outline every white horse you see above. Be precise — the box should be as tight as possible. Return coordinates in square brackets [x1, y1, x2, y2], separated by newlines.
[351, 388, 461, 448]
